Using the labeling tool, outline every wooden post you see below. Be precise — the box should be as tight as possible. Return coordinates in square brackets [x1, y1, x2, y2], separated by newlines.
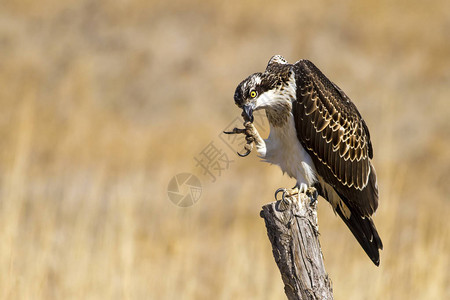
[260, 188, 333, 300]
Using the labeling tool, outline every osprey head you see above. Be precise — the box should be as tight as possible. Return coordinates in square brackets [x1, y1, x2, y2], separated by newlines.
[233, 55, 294, 123]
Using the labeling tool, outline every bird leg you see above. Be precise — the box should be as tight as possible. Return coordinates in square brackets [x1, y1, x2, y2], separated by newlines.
[223, 125, 253, 157]
[298, 183, 308, 194]
[243, 121, 265, 156]
[223, 121, 264, 157]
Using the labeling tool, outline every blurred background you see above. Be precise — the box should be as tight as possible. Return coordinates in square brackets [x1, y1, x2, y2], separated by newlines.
[1, 0, 449, 299]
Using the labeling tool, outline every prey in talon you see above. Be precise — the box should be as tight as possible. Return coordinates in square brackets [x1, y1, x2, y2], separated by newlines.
[228, 55, 383, 266]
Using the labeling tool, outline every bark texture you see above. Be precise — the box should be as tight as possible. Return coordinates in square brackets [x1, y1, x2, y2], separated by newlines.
[260, 188, 333, 300]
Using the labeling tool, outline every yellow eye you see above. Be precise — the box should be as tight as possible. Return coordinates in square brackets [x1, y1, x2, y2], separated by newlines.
[250, 90, 257, 98]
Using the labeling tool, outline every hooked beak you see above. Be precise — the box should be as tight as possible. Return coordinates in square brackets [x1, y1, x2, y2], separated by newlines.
[242, 104, 254, 123]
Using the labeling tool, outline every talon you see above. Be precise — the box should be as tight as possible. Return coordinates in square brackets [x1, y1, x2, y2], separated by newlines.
[237, 149, 251, 157]
[279, 190, 292, 209]
[309, 189, 318, 206]
[238, 142, 253, 157]
[223, 127, 245, 135]
[275, 188, 288, 203]
[275, 188, 286, 200]
[281, 190, 288, 203]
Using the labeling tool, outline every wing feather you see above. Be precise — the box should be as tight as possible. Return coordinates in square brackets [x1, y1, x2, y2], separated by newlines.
[293, 60, 378, 216]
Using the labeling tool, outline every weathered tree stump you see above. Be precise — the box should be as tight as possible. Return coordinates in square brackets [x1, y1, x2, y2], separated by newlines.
[260, 188, 333, 300]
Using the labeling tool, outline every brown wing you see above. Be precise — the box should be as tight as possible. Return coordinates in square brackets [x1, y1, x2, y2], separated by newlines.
[293, 60, 378, 216]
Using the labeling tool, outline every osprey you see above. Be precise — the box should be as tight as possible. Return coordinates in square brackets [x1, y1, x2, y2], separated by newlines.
[227, 55, 383, 266]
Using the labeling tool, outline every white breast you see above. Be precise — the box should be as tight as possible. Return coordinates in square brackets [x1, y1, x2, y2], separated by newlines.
[262, 114, 317, 186]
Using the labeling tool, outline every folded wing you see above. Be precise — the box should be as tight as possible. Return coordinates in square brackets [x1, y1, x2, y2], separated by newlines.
[292, 60, 378, 217]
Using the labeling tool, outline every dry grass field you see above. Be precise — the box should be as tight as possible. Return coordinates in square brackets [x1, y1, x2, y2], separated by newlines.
[1, 0, 449, 299]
